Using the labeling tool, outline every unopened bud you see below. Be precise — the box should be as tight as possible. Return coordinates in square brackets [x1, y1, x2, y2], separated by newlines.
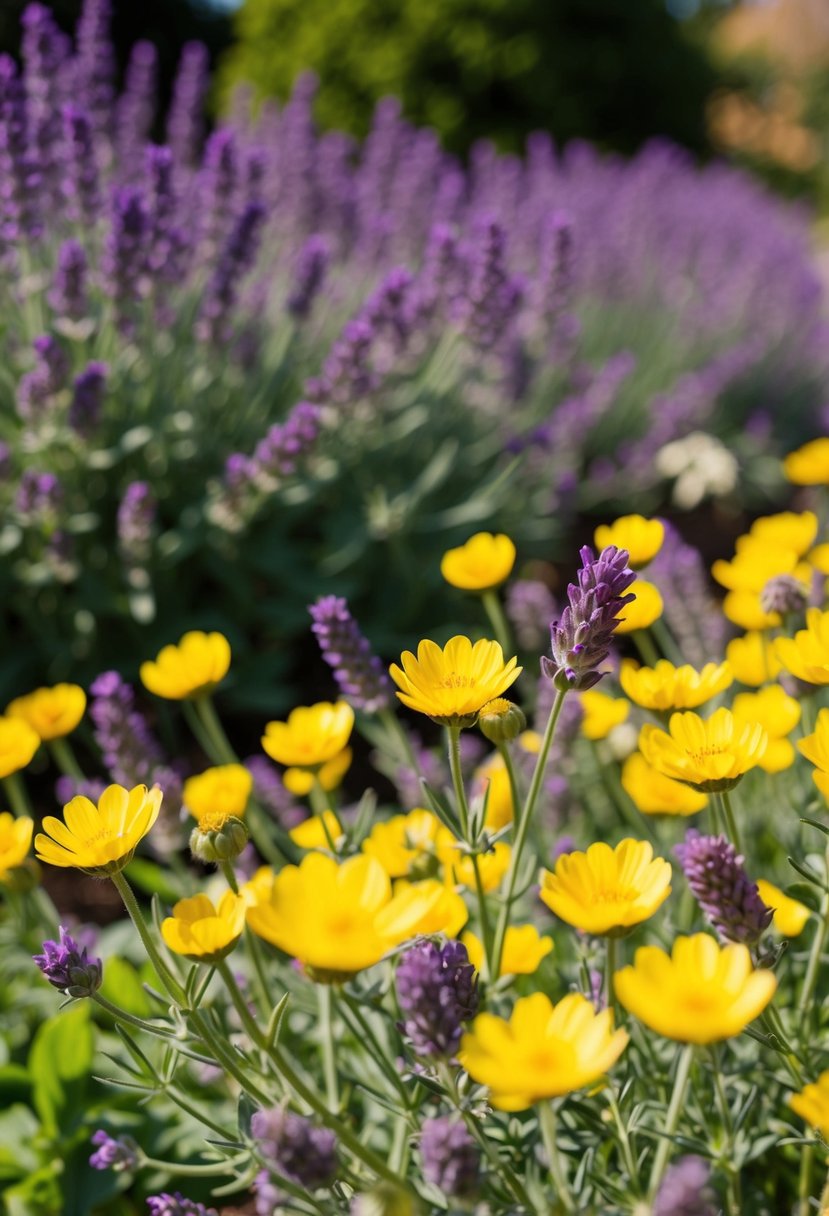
[760, 574, 808, 617]
[478, 698, 526, 744]
[189, 816, 249, 863]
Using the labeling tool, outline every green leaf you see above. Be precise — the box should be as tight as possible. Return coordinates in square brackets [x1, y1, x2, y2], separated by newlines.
[28, 1004, 94, 1138]
[124, 857, 181, 903]
[98, 956, 153, 1018]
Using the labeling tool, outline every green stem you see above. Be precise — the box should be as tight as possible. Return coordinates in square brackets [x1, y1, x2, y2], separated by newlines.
[605, 936, 618, 1020]
[217, 959, 263, 1047]
[48, 737, 85, 781]
[632, 629, 661, 667]
[185, 1003, 275, 1108]
[110, 871, 186, 1003]
[378, 707, 418, 771]
[447, 723, 471, 839]
[798, 1142, 814, 1216]
[245, 925, 275, 1018]
[799, 869, 829, 1023]
[3, 772, 33, 819]
[339, 990, 410, 1106]
[194, 695, 237, 764]
[719, 790, 742, 856]
[309, 777, 343, 845]
[482, 589, 512, 655]
[219, 859, 239, 893]
[647, 1043, 695, 1202]
[606, 1084, 639, 1191]
[164, 1085, 231, 1140]
[537, 1101, 575, 1213]
[141, 1151, 249, 1177]
[710, 1049, 741, 1216]
[181, 698, 217, 760]
[90, 991, 176, 1038]
[319, 983, 339, 1111]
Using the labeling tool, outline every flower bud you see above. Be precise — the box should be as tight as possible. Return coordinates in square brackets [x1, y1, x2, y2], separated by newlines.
[478, 698, 526, 744]
[189, 816, 248, 863]
[34, 926, 103, 997]
[760, 574, 808, 617]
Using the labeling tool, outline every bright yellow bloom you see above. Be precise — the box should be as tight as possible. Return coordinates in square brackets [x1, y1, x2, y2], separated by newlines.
[810, 543, 829, 575]
[776, 608, 829, 685]
[732, 685, 801, 773]
[161, 891, 246, 961]
[725, 632, 782, 686]
[621, 752, 708, 817]
[722, 589, 780, 633]
[712, 542, 806, 592]
[0, 716, 40, 778]
[783, 438, 829, 485]
[140, 631, 230, 700]
[593, 516, 664, 569]
[241, 864, 275, 907]
[619, 659, 732, 712]
[389, 636, 521, 725]
[638, 707, 767, 792]
[35, 783, 162, 874]
[797, 708, 829, 800]
[473, 753, 514, 830]
[460, 992, 628, 1111]
[614, 581, 663, 634]
[790, 1070, 829, 1137]
[283, 748, 352, 795]
[377, 878, 468, 939]
[289, 810, 345, 851]
[755, 880, 810, 937]
[7, 684, 86, 741]
[748, 511, 818, 556]
[183, 764, 252, 830]
[0, 813, 33, 880]
[539, 839, 671, 936]
[246, 853, 462, 975]
[462, 924, 553, 978]
[580, 691, 629, 740]
[440, 838, 511, 893]
[440, 532, 516, 592]
[614, 933, 776, 1043]
[362, 809, 443, 878]
[262, 702, 354, 768]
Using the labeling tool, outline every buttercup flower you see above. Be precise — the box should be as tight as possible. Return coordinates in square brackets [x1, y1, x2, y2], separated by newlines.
[621, 753, 708, 817]
[539, 839, 671, 936]
[440, 532, 516, 591]
[790, 1070, 829, 1137]
[797, 708, 829, 798]
[440, 839, 511, 894]
[0, 715, 40, 778]
[362, 809, 443, 878]
[580, 690, 629, 740]
[776, 609, 829, 685]
[460, 991, 628, 1110]
[755, 880, 810, 937]
[783, 437, 829, 485]
[732, 685, 800, 772]
[377, 878, 469, 939]
[390, 636, 521, 726]
[283, 747, 352, 795]
[478, 697, 526, 744]
[614, 580, 664, 634]
[725, 631, 782, 687]
[638, 708, 767, 792]
[140, 631, 231, 699]
[7, 683, 86, 740]
[619, 660, 732, 712]
[289, 810, 345, 851]
[0, 813, 34, 879]
[748, 511, 818, 555]
[614, 933, 776, 1043]
[594, 515, 664, 568]
[35, 783, 162, 874]
[462, 924, 553, 977]
[262, 702, 354, 768]
[182, 764, 253, 830]
[161, 892, 246, 961]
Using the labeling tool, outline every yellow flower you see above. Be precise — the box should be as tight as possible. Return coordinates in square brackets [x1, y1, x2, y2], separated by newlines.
[731, 685, 801, 773]
[594, 515, 664, 569]
[776, 608, 829, 685]
[7, 684, 86, 741]
[614, 581, 663, 634]
[440, 532, 516, 592]
[241, 864, 275, 907]
[161, 891, 246, 961]
[35, 783, 162, 875]
[183, 764, 253, 830]
[580, 691, 629, 740]
[389, 636, 521, 725]
[755, 880, 810, 937]
[440, 838, 511, 893]
[140, 631, 231, 700]
[638, 707, 767, 792]
[619, 659, 732, 712]
[289, 810, 345, 851]
[783, 438, 829, 485]
[0, 813, 33, 880]
[462, 925, 553, 978]
[362, 809, 442, 878]
[722, 589, 780, 632]
[0, 716, 40, 778]
[262, 702, 354, 768]
[790, 1070, 829, 1138]
[748, 511, 818, 556]
[539, 839, 671, 936]
[473, 753, 514, 830]
[810, 543, 829, 575]
[712, 541, 806, 592]
[621, 752, 708, 817]
[725, 632, 782, 687]
[283, 748, 352, 795]
[797, 708, 829, 799]
[459, 991, 628, 1111]
[614, 933, 777, 1043]
[376, 878, 468, 939]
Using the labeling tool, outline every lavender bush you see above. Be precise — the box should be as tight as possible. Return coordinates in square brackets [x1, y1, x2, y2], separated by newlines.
[0, 0, 825, 705]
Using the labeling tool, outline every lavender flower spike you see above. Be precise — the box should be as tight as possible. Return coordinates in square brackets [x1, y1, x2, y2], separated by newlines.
[89, 1129, 140, 1172]
[675, 830, 773, 946]
[419, 1116, 480, 1198]
[309, 595, 392, 713]
[146, 1195, 217, 1216]
[541, 545, 635, 692]
[653, 1155, 716, 1216]
[395, 938, 479, 1059]
[33, 925, 102, 996]
[251, 1107, 338, 1190]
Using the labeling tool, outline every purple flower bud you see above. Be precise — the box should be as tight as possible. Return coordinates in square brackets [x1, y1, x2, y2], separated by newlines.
[253, 401, 321, 483]
[21, 3, 68, 199]
[72, 0, 115, 142]
[165, 42, 209, 170]
[309, 595, 392, 712]
[49, 239, 89, 322]
[69, 362, 107, 434]
[675, 830, 773, 946]
[89, 1129, 140, 1172]
[396, 939, 479, 1059]
[653, 1155, 716, 1216]
[306, 318, 379, 407]
[541, 545, 635, 692]
[251, 1107, 338, 1190]
[15, 469, 62, 521]
[33, 925, 102, 996]
[116, 41, 158, 170]
[89, 669, 163, 787]
[458, 216, 521, 348]
[287, 234, 330, 318]
[419, 1117, 480, 1198]
[103, 185, 149, 334]
[196, 200, 266, 345]
[760, 574, 808, 617]
[17, 334, 69, 422]
[0, 53, 43, 241]
[146, 1195, 217, 1216]
[117, 480, 156, 565]
[62, 105, 100, 224]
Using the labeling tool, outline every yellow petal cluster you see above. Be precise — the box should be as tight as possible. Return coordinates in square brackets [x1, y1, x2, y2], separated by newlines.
[783, 438, 829, 485]
[619, 660, 732, 712]
[747, 511, 818, 555]
[755, 880, 810, 937]
[140, 631, 231, 700]
[162, 891, 246, 961]
[290, 810, 345, 851]
[712, 534, 812, 630]
[283, 748, 352, 795]
[639, 707, 767, 792]
[732, 685, 801, 773]
[580, 690, 629, 741]
[362, 809, 443, 878]
[389, 636, 521, 724]
[593, 516, 664, 569]
[440, 532, 516, 592]
[262, 701, 354, 768]
[0, 813, 33, 880]
[621, 753, 708, 817]
[377, 877, 468, 939]
[540, 839, 671, 936]
[462, 924, 553, 978]
[441, 839, 511, 893]
[790, 1070, 829, 1137]
[614, 933, 776, 1043]
[776, 609, 829, 685]
[614, 580, 663, 634]
[725, 632, 782, 687]
[460, 991, 628, 1110]
[7, 684, 86, 740]
[0, 715, 40, 779]
[797, 708, 829, 799]
[183, 764, 253, 830]
[35, 783, 162, 874]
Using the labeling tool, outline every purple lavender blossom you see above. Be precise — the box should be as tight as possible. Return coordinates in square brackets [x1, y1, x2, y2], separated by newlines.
[197, 126, 239, 260]
[89, 670, 163, 786]
[115, 41, 157, 169]
[419, 1117, 480, 1198]
[62, 105, 100, 224]
[287, 234, 331, 318]
[15, 470, 62, 521]
[541, 545, 635, 692]
[648, 523, 727, 668]
[72, 0, 115, 143]
[396, 938, 479, 1058]
[117, 481, 156, 565]
[653, 1155, 716, 1216]
[21, 4, 68, 200]
[196, 200, 265, 344]
[309, 595, 392, 712]
[89, 1129, 139, 1172]
[69, 362, 107, 434]
[165, 42, 209, 170]
[0, 54, 42, 240]
[55, 775, 106, 804]
[506, 578, 557, 652]
[146, 1195, 217, 1216]
[253, 401, 322, 483]
[458, 216, 522, 349]
[49, 238, 89, 321]
[244, 756, 304, 829]
[33, 925, 102, 996]
[306, 318, 379, 407]
[102, 186, 149, 334]
[251, 1107, 338, 1190]
[16, 334, 69, 422]
[675, 831, 773, 945]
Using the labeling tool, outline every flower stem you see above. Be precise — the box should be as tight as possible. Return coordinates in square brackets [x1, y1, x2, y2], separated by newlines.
[718, 790, 742, 855]
[219, 859, 239, 893]
[141, 1152, 250, 1177]
[90, 990, 176, 1038]
[605, 936, 618, 1019]
[537, 1101, 575, 1213]
[798, 1142, 814, 1216]
[319, 983, 339, 1111]
[447, 724, 493, 974]
[3, 772, 33, 819]
[194, 694, 237, 764]
[110, 871, 186, 1003]
[309, 776, 343, 844]
[606, 1084, 639, 1192]
[647, 1043, 695, 1202]
[48, 737, 85, 781]
[710, 1045, 741, 1216]
[799, 849, 829, 1025]
[482, 589, 511, 655]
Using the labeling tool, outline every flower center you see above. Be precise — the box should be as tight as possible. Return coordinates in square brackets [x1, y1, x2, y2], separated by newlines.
[439, 673, 476, 690]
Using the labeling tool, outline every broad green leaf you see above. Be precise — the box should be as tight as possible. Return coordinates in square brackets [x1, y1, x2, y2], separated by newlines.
[28, 1005, 94, 1138]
